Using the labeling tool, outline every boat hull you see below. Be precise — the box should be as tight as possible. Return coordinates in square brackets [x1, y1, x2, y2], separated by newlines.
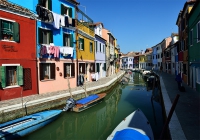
[107, 108, 154, 140]
[72, 93, 106, 112]
[0, 110, 62, 140]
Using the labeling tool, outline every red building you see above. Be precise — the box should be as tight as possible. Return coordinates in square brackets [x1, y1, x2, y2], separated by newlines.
[0, 3, 38, 101]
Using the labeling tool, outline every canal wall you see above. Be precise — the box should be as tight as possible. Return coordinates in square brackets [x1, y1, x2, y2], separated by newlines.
[0, 71, 125, 123]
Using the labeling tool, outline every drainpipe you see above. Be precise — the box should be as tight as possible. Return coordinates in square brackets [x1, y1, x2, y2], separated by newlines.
[75, 5, 79, 87]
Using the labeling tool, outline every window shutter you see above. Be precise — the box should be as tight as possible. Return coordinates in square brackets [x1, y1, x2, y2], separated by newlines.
[38, 28, 43, 44]
[69, 8, 72, 18]
[70, 34, 73, 47]
[49, 31, 53, 44]
[13, 22, 20, 42]
[61, 4, 65, 15]
[17, 66, 23, 86]
[0, 66, 6, 88]
[71, 63, 75, 77]
[82, 38, 84, 50]
[48, 0, 52, 11]
[103, 63, 106, 71]
[63, 63, 66, 77]
[0, 19, 2, 40]
[39, 63, 43, 80]
[50, 63, 55, 79]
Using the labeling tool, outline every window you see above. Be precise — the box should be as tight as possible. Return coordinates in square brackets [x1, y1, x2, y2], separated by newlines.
[197, 68, 200, 83]
[61, 4, 72, 17]
[0, 19, 20, 42]
[39, 63, 55, 80]
[38, 28, 53, 44]
[63, 33, 73, 47]
[79, 63, 85, 74]
[95, 41, 98, 52]
[0, 65, 23, 88]
[38, 0, 52, 10]
[90, 42, 93, 53]
[197, 21, 200, 42]
[100, 43, 101, 52]
[79, 37, 84, 50]
[103, 45, 105, 53]
[64, 63, 75, 77]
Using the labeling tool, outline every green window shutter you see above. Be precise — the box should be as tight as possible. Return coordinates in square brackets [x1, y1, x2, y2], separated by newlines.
[70, 34, 73, 47]
[49, 31, 53, 44]
[104, 63, 106, 71]
[0, 66, 6, 88]
[61, 4, 65, 15]
[38, 28, 43, 44]
[50, 63, 55, 79]
[48, 0, 52, 11]
[13, 22, 20, 42]
[38, 0, 42, 5]
[17, 66, 23, 86]
[69, 8, 72, 18]
[0, 19, 2, 40]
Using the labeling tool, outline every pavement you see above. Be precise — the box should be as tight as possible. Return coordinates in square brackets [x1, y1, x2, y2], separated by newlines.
[156, 71, 200, 140]
[0, 70, 199, 140]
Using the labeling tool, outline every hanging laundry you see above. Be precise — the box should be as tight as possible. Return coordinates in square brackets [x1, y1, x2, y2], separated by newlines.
[68, 17, 72, 25]
[60, 15, 65, 27]
[52, 12, 61, 29]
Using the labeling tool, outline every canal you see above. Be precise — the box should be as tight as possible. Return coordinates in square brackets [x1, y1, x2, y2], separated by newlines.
[21, 72, 164, 140]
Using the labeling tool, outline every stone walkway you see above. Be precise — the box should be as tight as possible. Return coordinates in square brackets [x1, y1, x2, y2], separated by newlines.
[156, 71, 200, 140]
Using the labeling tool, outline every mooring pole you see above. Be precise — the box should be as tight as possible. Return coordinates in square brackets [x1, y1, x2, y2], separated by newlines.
[159, 94, 180, 140]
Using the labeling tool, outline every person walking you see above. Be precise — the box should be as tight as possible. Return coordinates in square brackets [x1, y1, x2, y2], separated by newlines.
[175, 72, 182, 89]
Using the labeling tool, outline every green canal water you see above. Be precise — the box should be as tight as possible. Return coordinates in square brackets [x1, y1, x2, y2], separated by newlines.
[21, 72, 164, 140]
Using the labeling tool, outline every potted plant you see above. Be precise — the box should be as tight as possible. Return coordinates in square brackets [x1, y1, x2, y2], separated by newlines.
[44, 75, 49, 80]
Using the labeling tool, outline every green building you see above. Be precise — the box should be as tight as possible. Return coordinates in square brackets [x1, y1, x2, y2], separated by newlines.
[188, 1, 200, 92]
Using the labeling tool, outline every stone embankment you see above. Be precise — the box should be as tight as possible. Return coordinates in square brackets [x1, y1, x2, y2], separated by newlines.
[0, 71, 125, 123]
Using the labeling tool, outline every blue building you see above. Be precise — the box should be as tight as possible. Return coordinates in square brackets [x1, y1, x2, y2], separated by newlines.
[9, 0, 79, 94]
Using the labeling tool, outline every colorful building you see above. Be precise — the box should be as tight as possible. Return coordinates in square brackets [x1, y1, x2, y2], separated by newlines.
[91, 22, 106, 79]
[9, 0, 79, 94]
[188, 1, 200, 92]
[0, 1, 38, 100]
[176, 0, 196, 84]
[76, 8, 95, 82]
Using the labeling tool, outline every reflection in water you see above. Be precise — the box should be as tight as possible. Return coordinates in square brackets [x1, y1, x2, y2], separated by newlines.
[21, 72, 164, 140]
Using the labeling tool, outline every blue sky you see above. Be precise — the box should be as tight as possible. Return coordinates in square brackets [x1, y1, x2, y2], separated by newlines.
[77, 0, 187, 54]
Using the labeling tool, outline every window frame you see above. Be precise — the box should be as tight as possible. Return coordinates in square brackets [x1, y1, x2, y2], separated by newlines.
[38, 28, 53, 45]
[64, 63, 75, 78]
[0, 18, 20, 42]
[39, 63, 55, 81]
[61, 4, 72, 17]
[79, 37, 84, 50]
[0, 64, 23, 89]
[90, 42, 93, 53]
[197, 21, 200, 43]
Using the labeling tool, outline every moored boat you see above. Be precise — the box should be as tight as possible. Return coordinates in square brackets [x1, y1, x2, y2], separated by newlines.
[0, 110, 62, 140]
[63, 93, 106, 112]
[107, 108, 154, 140]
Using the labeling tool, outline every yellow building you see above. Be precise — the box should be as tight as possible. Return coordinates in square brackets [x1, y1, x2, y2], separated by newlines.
[76, 9, 95, 82]
[139, 54, 146, 69]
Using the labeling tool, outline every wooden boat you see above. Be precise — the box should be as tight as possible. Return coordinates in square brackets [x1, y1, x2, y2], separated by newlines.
[0, 110, 62, 140]
[107, 108, 154, 140]
[63, 93, 106, 112]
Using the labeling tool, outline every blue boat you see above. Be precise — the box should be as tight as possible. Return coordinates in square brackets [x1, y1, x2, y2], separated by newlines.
[0, 110, 62, 140]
